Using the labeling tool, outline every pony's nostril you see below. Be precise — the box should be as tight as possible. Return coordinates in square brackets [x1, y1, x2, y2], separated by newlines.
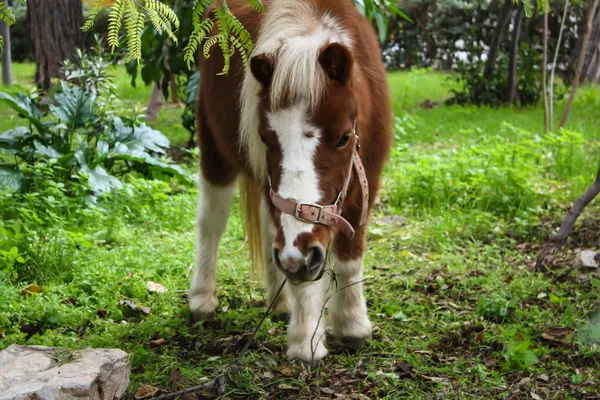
[306, 246, 325, 272]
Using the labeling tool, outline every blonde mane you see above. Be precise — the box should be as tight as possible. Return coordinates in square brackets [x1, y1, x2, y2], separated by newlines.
[239, 0, 352, 180]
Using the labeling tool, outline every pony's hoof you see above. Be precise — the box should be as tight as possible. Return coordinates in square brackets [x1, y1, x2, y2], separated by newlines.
[287, 341, 328, 368]
[189, 294, 218, 321]
[341, 337, 367, 351]
[271, 312, 290, 324]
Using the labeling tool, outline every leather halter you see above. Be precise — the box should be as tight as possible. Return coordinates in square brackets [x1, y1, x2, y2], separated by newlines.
[268, 130, 369, 239]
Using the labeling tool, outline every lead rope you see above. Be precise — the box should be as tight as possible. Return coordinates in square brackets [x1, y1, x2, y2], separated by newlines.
[149, 279, 288, 400]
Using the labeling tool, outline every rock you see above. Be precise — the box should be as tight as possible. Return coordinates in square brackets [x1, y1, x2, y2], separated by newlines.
[579, 250, 598, 269]
[0, 344, 130, 400]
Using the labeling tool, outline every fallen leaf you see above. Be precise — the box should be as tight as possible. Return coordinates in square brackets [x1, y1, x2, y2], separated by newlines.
[542, 327, 573, 344]
[277, 383, 296, 390]
[141, 306, 152, 315]
[531, 392, 542, 400]
[395, 361, 416, 379]
[263, 371, 275, 379]
[484, 358, 498, 368]
[321, 387, 336, 395]
[537, 292, 547, 299]
[279, 365, 294, 376]
[20, 284, 42, 296]
[147, 281, 168, 293]
[221, 306, 229, 313]
[168, 368, 191, 388]
[515, 243, 527, 250]
[181, 395, 197, 400]
[579, 250, 598, 269]
[62, 297, 78, 305]
[150, 338, 166, 347]
[537, 374, 549, 382]
[268, 327, 277, 335]
[97, 309, 108, 318]
[515, 377, 531, 388]
[134, 384, 159, 399]
[119, 299, 139, 310]
[207, 356, 220, 361]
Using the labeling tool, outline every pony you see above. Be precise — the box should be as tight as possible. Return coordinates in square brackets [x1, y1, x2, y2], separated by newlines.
[191, 0, 392, 366]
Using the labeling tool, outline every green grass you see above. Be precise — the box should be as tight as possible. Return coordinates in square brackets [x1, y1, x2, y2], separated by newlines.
[1, 65, 600, 399]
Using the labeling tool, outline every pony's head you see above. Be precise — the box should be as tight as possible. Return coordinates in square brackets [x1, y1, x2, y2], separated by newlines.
[247, 40, 358, 284]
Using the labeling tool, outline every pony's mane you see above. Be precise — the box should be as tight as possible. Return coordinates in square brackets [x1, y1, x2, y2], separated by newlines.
[239, 0, 352, 180]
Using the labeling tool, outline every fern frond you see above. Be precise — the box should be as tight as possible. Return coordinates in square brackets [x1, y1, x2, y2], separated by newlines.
[184, 17, 214, 68]
[0, 2, 15, 26]
[202, 35, 219, 59]
[229, 35, 249, 66]
[146, 0, 180, 30]
[107, 0, 126, 50]
[0, 35, 3, 54]
[82, 0, 104, 32]
[124, 0, 146, 62]
[243, 0, 264, 13]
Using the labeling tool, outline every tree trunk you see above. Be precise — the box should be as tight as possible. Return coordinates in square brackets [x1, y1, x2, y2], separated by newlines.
[580, 5, 600, 83]
[483, 0, 513, 81]
[549, 0, 570, 132]
[0, 0, 11, 86]
[560, 0, 600, 128]
[27, 0, 84, 91]
[506, 2, 524, 103]
[542, 11, 549, 132]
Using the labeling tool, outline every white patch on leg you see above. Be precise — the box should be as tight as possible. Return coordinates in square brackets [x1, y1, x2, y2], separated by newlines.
[328, 257, 372, 339]
[287, 279, 328, 365]
[189, 174, 235, 320]
[261, 197, 292, 317]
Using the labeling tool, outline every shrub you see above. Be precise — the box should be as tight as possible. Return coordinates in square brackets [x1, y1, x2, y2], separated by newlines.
[0, 47, 192, 195]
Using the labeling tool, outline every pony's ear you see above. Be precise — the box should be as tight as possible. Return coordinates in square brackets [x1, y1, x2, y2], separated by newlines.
[250, 53, 275, 87]
[318, 43, 353, 84]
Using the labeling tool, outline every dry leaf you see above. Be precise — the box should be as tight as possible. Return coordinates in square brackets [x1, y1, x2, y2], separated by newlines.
[119, 299, 139, 310]
[530, 392, 542, 400]
[147, 281, 168, 293]
[537, 374, 549, 382]
[97, 309, 108, 318]
[541, 327, 573, 344]
[321, 387, 336, 395]
[221, 306, 229, 313]
[515, 243, 527, 250]
[134, 384, 159, 399]
[279, 365, 294, 376]
[276, 383, 296, 390]
[20, 284, 42, 296]
[150, 338, 166, 347]
[141, 306, 152, 315]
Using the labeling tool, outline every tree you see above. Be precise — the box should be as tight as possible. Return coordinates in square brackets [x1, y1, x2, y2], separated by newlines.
[579, 4, 600, 83]
[506, 1, 524, 103]
[27, 0, 85, 90]
[559, 0, 599, 128]
[483, 0, 513, 81]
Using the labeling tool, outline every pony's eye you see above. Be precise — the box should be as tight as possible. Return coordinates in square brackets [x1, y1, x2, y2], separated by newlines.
[336, 133, 350, 148]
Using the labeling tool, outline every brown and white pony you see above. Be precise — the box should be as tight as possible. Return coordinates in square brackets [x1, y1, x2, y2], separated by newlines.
[191, 0, 392, 365]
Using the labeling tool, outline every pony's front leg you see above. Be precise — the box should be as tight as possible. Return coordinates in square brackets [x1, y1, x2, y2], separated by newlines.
[286, 278, 328, 366]
[189, 174, 236, 320]
[329, 235, 372, 347]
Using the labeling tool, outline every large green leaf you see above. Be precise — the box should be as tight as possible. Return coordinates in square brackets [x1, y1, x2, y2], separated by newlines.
[0, 92, 45, 132]
[112, 117, 169, 154]
[0, 166, 23, 191]
[33, 140, 62, 158]
[81, 165, 123, 195]
[49, 82, 96, 128]
[0, 127, 30, 155]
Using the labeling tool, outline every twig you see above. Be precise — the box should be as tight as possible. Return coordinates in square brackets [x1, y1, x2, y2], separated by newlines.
[150, 279, 287, 400]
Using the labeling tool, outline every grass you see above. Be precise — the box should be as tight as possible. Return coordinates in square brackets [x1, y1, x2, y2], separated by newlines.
[1, 65, 600, 399]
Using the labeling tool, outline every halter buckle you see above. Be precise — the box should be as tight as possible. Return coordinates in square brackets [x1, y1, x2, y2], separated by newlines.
[295, 203, 324, 223]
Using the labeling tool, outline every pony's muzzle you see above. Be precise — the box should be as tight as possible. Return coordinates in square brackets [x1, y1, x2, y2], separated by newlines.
[273, 245, 326, 283]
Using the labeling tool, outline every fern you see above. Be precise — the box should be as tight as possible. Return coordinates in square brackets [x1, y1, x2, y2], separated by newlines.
[124, 0, 146, 62]
[202, 35, 219, 59]
[107, 0, 126, 51]
[0, 1, 14, 52]
[184, 17, 214, 68]
[82, 0, 104, 32]
[244, 0, 264, 13]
